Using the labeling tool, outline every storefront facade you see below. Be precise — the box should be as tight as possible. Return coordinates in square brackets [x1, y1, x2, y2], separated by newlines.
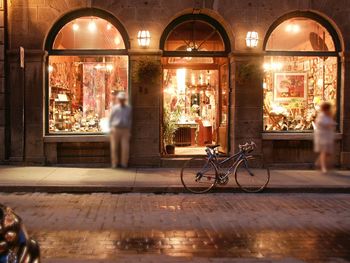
[1, 0, 350, 168]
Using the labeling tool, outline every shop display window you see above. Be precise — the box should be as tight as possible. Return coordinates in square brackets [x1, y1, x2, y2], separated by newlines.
[263, 17, 339, 132]
[263, 56, 337, 131]
[47, 14, 129, 134]
[48, 56, 128, 133]
[162, 57, 229, 152]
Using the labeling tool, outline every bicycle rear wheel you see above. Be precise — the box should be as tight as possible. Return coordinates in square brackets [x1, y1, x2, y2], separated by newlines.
[181, 157, 218, 194]
[234, 157, 270, 193]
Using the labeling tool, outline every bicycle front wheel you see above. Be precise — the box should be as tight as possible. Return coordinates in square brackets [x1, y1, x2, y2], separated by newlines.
[181, 157, 218, 194]
[234, 157, 270, 193]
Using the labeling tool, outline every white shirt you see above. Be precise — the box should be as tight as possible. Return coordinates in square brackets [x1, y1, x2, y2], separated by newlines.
[109, 104, 132, 129]
[314, 112, 336, 144]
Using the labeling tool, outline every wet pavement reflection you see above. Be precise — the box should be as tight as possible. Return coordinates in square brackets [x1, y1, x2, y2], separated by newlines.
[2, 193, 350, 262]
[31, 229, 350, 262]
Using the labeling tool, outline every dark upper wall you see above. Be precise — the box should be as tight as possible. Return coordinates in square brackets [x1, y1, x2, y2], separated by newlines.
[6, 0, 349, 51]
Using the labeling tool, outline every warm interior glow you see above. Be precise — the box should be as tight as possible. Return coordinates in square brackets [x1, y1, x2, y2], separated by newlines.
[263, 56, 337, 131]
[162, 60, 229, 153]
[88, 20, 97, 32]
[53, 16, 125, 50]
[266, 18, 334, 51]
[176, 68, 186, 94]
[72, 23, 79, 31]
[286, 24, 300, 33]
[48, 56, 128, 133]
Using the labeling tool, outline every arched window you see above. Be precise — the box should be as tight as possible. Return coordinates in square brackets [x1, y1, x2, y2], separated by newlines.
[45, 9, 129, 134]
[160, 14, 231, 154]
[52, 16, 125, 50]
[164, 20, 225, 52]
[160, 14, 231, 57]
[263, 12, 341, 132]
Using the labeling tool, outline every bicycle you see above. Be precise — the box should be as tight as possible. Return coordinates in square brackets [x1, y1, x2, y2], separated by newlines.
[180, 142, 270, 193]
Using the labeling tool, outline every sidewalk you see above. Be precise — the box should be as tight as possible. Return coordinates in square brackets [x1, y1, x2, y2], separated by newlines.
[0, 165, 349, 193]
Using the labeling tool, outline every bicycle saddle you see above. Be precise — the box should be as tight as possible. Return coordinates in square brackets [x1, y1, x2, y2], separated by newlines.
[206, 144, 220, 149]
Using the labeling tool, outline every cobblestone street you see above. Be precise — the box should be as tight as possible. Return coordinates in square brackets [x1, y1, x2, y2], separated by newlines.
[0, 193, 349, 263]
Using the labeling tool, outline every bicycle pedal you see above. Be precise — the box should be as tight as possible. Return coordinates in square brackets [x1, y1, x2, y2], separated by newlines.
[218, 173, 229, 185]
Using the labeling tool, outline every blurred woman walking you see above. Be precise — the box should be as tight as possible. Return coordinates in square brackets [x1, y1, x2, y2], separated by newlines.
[314, 102, 336, 173]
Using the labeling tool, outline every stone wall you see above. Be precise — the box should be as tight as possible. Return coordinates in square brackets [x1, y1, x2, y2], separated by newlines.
[0, 0, 5, 161]
[4, 0, 350, 166]
[6, 0, 350, 51]
[230, 53, 264, 163]
[129, 52, 161, 167]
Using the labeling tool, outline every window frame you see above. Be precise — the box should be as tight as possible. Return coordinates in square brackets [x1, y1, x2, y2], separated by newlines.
[159, 13, 231, 57]
[262, 12, 342, 133]
[45, 8, 130, 136]
[159, 14, 232, 154]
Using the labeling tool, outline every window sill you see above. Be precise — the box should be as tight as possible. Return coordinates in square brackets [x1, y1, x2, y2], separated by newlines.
[262, 132, 343, 141]
[44, 134, 109, 143]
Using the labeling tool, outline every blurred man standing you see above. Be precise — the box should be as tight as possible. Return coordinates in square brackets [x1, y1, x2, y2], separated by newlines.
[109, 91, 132, 168]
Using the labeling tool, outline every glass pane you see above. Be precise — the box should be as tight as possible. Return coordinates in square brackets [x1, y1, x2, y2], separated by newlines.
[165, 20, 225, 52]
[163, 68, 219, 145]
[263, 56, 338, 131]
[53, 16, 125, 49]
[48, 55, 128, 133]
[266, 18, 335, 51]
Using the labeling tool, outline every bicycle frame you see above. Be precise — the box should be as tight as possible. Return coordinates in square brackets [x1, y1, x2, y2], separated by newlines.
[200, 148, 253, 179]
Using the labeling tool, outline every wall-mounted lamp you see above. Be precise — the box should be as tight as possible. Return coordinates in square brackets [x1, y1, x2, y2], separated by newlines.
[246, 31, 259, 48]
[137, 30, 151, 47]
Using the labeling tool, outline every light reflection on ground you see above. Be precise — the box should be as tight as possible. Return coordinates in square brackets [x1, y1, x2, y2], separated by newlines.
[31, 229, 350, 262]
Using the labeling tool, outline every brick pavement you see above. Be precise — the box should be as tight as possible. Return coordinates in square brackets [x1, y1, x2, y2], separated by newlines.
[0, 193, 350, 262]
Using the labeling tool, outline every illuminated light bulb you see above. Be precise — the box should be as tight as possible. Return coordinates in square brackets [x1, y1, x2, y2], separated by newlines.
[72, 23, 79, 31]
[48, 65, 54, 72]
[293, 24, 300, 33]
[106, 64, 114, 71]
[263, 63, 271, 71]
[95, 64, 102, 69]
[114, 36, 121, 46]
[88, 20, 97, 32]
[286, 24, 300, 33]
[271, 62, 283, 71]
[106, 23, 112, 30]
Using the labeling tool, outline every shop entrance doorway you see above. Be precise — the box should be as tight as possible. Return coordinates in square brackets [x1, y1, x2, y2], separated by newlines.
[159, 13, 232, 157]
[162, 57, 229, 155]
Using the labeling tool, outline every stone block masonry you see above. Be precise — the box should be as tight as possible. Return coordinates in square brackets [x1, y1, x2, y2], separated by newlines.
[0, 0, 5, 161]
